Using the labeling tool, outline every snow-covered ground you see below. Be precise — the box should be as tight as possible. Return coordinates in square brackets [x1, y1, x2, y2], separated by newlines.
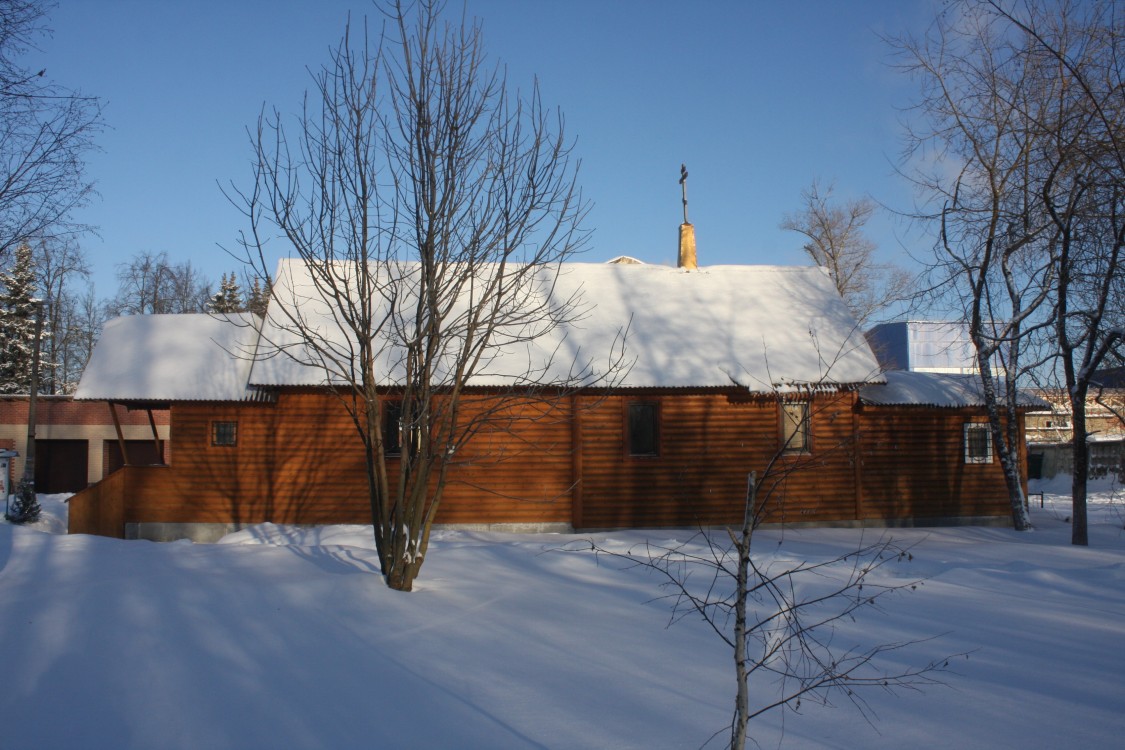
[1, 482, 1124, 749]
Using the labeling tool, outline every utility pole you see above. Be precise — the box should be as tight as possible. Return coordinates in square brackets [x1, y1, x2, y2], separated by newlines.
[7, 299, 43, 523]
[21, 299, 44, 488]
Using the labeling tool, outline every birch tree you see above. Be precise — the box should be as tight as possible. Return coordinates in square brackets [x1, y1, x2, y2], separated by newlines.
[893, 1, 1064, 530]
[30, 236, 89, 393]
[897, 0, 1125, 543]
[580, 381, 955, 750]
[229, 0, 608, 591]
[105, 251, 212, 316]
[995, 0, 1125, 545]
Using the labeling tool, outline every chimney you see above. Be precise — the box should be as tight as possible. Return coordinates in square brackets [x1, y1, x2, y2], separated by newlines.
[678, 222, 697, 270]
[677, 163, 697, 270]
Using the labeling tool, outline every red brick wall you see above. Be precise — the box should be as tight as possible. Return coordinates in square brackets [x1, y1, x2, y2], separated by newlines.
[0, 397, 170, 427]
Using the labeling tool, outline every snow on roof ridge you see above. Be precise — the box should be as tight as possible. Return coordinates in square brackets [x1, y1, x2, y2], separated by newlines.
[251, 259, 877, 391]
[79, 261, 880, 400]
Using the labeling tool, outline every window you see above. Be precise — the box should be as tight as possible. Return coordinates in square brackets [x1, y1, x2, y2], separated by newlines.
[781, 402, 809, 454]
[211, 421, 237, 447]
[627, 402, 659, 457]
[964, 423, 992, 464]
[383, 402, 403, 457]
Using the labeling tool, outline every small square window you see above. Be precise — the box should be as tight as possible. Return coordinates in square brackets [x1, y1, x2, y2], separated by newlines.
[964, 423, 992, 464]
[211, 421, 238, 447]
[781, 402, 810, 454]
[627, 402, 659, 457]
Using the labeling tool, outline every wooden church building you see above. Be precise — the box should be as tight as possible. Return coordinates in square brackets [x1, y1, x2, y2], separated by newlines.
[68, 240, 1042, 540]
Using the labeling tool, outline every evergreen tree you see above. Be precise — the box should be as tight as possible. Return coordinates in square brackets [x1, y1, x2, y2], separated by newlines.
[246, 276, 271, 316]
[5, 478, 40, 524]
[0, 244, 43, 393]
[208, 272, 243, 313]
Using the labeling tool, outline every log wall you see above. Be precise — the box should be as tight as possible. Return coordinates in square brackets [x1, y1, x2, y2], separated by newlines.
[122, 391, 574, 528]
[857, 406, 1023, 520]
[575, 391, 860, 528]
[67, 388, 1027, 537]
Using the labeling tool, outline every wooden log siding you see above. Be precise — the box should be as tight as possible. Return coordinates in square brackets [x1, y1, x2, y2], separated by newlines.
[575, 391, 861, 529]
[67, 388, 1028, 536]
[856, 406, 1023, 521]
[129, 391, 575, 528]
[67, 465, 174, 537]
[67, 465, 128, 537]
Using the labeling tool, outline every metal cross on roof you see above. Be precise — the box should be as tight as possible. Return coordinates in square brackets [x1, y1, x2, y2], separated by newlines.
[679, 163, 689, 224]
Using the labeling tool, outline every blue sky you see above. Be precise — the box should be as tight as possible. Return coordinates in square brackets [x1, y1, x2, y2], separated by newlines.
[36, 0, 941, 300]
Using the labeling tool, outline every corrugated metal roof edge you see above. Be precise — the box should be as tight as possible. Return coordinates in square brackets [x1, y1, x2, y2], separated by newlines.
[76, 381, 885, 404]
[73, 387, 279, 405]
[859, 401, 1051, 410]
[245, 382, 882, 395]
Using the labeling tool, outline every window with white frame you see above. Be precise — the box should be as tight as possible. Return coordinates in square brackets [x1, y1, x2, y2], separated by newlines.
[781, 402, 810, 454]
[963, 423, 992, 464]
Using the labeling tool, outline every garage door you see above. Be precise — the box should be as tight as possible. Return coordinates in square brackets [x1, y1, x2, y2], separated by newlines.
[34, 439, 89, 493]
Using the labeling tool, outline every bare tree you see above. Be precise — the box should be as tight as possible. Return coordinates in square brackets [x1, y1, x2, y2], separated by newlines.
[897, 0, 1125, 543]
[67, 283, 100, 379]
[0, 0, 101, 259]
[892, 1, 1067, 530]
[28, 235, 89, 393]
[578, 381, 954, 749]
[104, 250, 211, 316]
[780, 180, 911, 325]
[229, 0, 611, 591]
[986, 0, 1125, 547]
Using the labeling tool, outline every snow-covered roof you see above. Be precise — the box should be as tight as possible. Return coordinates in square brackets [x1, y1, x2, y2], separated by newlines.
[74, 262, 883, 401]
[858, 371, 1051, 409]
[248, 260, 882, 392]
[75, 313, 262, 402]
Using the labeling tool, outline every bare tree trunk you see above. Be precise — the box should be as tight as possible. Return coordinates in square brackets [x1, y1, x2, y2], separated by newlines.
[231, 0, 606, 590]
[1070, 386, 1090, 545]
[976, 358, 1031, 529]
[730, 473, 755, 750]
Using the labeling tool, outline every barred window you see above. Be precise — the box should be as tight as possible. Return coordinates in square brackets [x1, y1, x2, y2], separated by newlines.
[964, 423, 992, 464]
[384, 402, 403, 457]
[211, 421, 237, 447]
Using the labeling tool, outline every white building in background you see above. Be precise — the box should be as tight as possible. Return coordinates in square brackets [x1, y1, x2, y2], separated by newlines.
[865, 321, 989, 375]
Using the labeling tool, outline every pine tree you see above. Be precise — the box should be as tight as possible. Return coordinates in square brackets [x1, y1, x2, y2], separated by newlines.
[208, 272, 244, 313]
[207, 272, 225, 312]
[0, 245, 43, 394]
[246, 276, 271, 316]
[5, 478, 40, 524]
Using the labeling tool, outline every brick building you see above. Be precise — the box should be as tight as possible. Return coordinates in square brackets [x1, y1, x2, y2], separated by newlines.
[0, 396, 169, 494]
